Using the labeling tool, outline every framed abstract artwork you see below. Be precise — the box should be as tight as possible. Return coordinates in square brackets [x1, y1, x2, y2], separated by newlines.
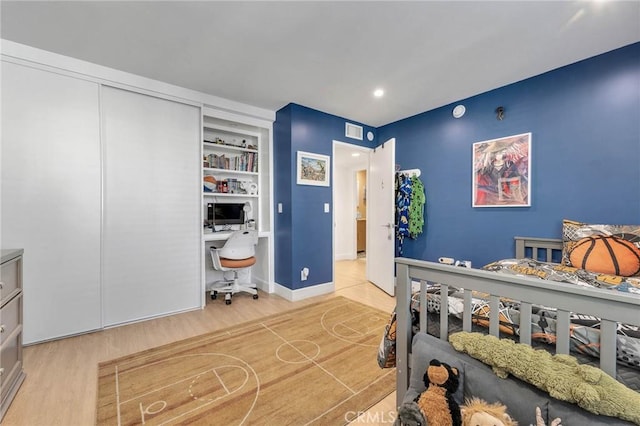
[296, 151, 330, 187]
[472, 132, 531, 207]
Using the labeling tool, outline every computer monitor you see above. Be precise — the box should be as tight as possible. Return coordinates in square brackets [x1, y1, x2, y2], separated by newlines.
[210, 202, 245, 226]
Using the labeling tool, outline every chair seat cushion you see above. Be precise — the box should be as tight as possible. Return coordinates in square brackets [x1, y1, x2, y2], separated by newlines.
[220, 256, 256, 268]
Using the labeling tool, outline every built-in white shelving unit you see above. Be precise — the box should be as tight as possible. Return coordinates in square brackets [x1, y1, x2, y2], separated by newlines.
[201, 110, 273, 296]
[202, 115, 269, 231]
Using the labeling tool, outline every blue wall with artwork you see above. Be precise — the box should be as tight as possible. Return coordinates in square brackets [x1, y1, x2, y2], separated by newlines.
[273, 42, 639, 291]
[274, 104, 375, 290]
[378, 42, 640, 268]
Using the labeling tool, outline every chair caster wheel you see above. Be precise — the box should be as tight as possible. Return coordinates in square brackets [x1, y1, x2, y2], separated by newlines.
[225, 299, 232, 305]
[253, 294, 259, 299]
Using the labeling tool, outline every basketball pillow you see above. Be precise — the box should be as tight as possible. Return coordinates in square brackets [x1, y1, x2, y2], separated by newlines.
[568, 235, 640, 277]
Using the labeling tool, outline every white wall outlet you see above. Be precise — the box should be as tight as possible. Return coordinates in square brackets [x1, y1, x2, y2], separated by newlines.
[324, 203, 330, 213]
[301, 267, 309, 281]
[278, 202, 283, 213]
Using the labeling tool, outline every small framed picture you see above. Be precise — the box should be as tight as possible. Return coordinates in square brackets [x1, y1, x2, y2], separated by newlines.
[296, 151, 330, 187]
[472, 132, 531, 207]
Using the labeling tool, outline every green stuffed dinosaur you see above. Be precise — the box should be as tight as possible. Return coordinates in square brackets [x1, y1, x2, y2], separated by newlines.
[449, 332, 640, 425]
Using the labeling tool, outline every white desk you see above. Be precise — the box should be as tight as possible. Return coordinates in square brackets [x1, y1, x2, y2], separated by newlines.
[203, 230, 270, 242]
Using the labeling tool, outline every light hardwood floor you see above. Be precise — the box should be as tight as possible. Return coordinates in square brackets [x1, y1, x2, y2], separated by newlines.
[3, 258, 397, 425]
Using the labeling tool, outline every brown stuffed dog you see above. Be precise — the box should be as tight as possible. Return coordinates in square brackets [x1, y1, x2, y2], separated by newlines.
[416, 359, 462, 426]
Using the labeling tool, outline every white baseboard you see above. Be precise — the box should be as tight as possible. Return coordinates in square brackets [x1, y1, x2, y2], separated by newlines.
[254, 276, 269, 293]
[273, 281, 335, 301]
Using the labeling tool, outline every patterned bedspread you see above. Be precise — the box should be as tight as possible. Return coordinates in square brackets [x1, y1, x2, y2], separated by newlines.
[483, 258, 640, 295]
[378, 258, 640, 376]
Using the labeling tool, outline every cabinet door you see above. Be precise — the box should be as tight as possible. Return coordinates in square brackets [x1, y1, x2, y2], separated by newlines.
[102, 87, 201, 325]
[1, 61, 102, 343]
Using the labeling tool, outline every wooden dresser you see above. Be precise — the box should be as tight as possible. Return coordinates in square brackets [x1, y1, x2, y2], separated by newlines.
[0, 249, 25, 421]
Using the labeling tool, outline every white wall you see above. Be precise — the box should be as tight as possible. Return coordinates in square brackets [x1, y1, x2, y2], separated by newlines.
[334, 164, 357, 260]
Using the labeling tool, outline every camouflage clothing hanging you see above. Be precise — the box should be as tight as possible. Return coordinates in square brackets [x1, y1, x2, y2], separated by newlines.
[395, 173, 426, 255]
[409, 175, 425, 239]
[395, 174, 412, 256]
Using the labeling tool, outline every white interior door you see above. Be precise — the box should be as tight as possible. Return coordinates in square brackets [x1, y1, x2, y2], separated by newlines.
[366, 138, 395, 295]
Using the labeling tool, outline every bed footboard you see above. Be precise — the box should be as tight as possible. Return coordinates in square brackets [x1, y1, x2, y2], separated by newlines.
[395, 249, 640, 407]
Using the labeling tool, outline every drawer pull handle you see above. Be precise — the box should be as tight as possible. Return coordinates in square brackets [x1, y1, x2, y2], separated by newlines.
[0, 325, 4, 333]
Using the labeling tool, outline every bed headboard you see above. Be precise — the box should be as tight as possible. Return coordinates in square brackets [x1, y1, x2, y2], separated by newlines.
[514, 236, 563, 262]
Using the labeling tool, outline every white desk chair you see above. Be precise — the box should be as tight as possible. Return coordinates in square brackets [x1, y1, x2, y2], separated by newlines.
[209, 230, 259, 305]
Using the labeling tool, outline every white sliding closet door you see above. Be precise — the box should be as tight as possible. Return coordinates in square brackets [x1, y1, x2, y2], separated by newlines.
[1, 62, 102, 343]
[102, 87, 200, 326]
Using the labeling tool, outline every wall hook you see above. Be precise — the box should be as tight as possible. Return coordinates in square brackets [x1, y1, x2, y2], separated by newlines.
[496, 106, 505, 120]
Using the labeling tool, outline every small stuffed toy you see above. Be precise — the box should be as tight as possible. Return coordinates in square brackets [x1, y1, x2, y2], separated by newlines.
[394, 401, 426, 426]
[460, 397, 517, 426]
[416, 359, 462, 426]
[533, 406, 561, 426]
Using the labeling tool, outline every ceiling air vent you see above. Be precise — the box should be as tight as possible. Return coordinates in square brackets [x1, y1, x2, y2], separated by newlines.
[345, 122, 363, 140]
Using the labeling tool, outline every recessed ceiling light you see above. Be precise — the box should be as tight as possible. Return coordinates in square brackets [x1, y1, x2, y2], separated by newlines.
[373, 88, 384, 98]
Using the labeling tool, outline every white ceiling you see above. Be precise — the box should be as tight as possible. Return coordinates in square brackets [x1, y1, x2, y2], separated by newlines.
[2, 1, 639, 127]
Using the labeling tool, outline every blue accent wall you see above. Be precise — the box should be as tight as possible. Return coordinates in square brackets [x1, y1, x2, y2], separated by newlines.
[273, 104, 376, 289]
[378, 42, 640, 268]
[274, 106, 293, 287]
[274, 42, 639, 287]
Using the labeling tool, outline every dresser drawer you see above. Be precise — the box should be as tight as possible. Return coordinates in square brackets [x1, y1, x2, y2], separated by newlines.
[0, 257, 20, 307]
[0, 330, 23, 403]
[0, 294, 21, 346]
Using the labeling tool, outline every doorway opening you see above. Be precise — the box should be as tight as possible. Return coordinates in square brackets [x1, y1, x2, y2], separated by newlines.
[356, 169, 367, 260]
[332, 141, 370, 289]
[332, 138, 396, 297]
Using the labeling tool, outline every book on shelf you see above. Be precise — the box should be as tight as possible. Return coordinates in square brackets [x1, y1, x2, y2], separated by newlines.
[206, 152, 258, 173]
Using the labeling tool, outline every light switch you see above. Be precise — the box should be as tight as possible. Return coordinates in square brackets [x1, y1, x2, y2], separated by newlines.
[278, 203, 283, 213]
[324, 203, 330, 213]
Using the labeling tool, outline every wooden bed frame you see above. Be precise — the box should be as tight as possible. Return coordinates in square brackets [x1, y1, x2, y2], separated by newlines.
[395, 236, 640, 407]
